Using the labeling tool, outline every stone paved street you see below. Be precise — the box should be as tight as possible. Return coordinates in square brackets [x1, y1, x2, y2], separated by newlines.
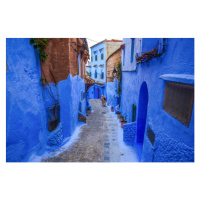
[43, 99, 120, 162]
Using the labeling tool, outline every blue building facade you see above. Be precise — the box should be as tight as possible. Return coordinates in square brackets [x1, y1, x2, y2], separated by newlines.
[6, 38, 87, 162]
[86, 40, 122, 100]
[87, 41, 106, 83]
[121, 38, 194, 162]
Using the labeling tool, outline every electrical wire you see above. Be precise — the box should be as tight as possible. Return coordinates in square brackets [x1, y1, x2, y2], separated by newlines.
[87, 38, 125, 46]
[86, 38, 142, 47]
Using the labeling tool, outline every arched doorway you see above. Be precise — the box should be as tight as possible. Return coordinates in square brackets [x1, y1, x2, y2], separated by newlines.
[136, 81, 148, 161]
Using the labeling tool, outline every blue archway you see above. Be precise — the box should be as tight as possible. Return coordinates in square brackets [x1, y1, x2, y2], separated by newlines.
[136, 81, 148, 160]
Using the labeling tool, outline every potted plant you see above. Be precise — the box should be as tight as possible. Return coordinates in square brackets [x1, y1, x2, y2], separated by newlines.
[111, 107, 114, 112]
[121, 114, 127, 128]
[116, 111, 121, 118]
[87, 107, 91, 114]
[119, 115, 124, 122]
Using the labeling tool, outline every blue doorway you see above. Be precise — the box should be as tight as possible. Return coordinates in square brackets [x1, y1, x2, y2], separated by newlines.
[97, 88, 100, 98]
[136, 82, 148, 161]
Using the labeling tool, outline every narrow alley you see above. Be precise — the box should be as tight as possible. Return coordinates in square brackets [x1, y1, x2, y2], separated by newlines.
[6, 38, 194, 162]
[42, 99, 138, 162]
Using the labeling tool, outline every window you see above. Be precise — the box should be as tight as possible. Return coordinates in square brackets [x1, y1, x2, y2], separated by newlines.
[47, 104, 60, 132]
[101, 53, 104, 60]
[91, 56, 93, 62]
[95, 70, 97, 78]
[101, 71, 104, 79]
[163, 82, 194, 127]
[95, 55, 97, 61]
[131, 38, 134, 63]
[123, 47, 125, 66]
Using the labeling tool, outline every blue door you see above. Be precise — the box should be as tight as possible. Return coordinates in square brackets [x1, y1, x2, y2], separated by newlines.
[136, 82, 148, 161]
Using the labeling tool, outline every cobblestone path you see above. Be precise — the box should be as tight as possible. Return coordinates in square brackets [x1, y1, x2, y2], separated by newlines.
[43, 99, 120, 162]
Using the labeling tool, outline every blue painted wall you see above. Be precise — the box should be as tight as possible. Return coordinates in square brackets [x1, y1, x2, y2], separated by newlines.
[43, 75, 86, 142]
[6, 38, 48, 162]
[57, 75, 86, 139]
[120, 38, 194, 162]
[6, 38, 87, 161]
[106, 77, 119, 107]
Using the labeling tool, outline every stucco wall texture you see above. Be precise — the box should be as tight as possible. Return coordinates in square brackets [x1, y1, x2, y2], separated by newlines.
[120, 38, 194, 162]
[6, 38, 48, 162]
[6, 38, 86, 162]
[106, 77, 119, 107]
[106, 41, 122, 59]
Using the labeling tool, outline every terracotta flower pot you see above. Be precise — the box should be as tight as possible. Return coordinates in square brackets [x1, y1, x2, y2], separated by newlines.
[121, 121, 127, 128]
[117, 114, 121, 118]
[119, 117, 124, 122]
[111, 107, 114, 112]
[87, 110, 91, 114]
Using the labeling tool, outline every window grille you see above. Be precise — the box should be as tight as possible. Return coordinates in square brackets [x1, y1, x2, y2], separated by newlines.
[163, 82, 194, 127]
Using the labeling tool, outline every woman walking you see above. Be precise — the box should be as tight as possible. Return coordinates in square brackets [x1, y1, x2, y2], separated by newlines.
[101, 95, 106, 107]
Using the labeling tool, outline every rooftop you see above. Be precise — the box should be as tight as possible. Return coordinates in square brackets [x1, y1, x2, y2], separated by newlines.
[90, 39, 122, 48]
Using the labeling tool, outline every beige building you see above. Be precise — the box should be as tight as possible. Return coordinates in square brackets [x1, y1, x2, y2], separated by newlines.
[106, 47, 121, 82]
[105, 40, 122, 59]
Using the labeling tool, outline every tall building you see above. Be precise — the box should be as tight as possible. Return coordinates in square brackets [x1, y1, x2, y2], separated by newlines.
[86, 39, 122, 84]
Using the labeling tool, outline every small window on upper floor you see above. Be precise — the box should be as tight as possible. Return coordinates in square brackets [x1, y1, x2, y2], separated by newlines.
[91, 56, 93, 62]
[95, 55, 97, 61]
[101, 53, 104, 60]
[131, 38, 134, 63]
